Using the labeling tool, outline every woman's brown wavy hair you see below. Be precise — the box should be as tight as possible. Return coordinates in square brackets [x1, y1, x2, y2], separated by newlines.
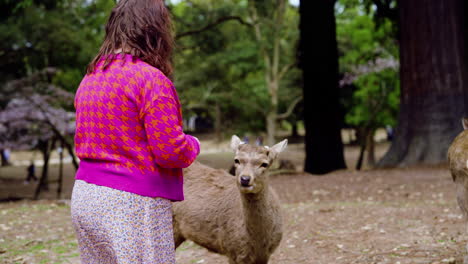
[86, 0, 173, 77]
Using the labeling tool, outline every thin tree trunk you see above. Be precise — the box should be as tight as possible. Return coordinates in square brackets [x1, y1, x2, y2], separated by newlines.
[57, 140, 64, 199]
[356, 127, 368, 170]
[46, 122, 78, 170]
[291, 121, 299, 138]
[266, 111, 276, 146]
[378, 0, 468, 167]
[34, 138, 55, 199]
[299, 0, 346, 174]
[64, 140, 79, 170]
[366, 129, 376, 167]
[249, 0, 287, 146]
[0, 149, 7, 166]
[266, 79, 279, 145]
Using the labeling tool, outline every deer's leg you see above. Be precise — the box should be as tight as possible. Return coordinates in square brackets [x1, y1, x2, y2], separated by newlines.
[457, 184, 468, 264]
[172, 220, 186, 249]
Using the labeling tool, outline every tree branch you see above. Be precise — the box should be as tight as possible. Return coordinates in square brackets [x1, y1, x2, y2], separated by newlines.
[278, 62, 295, 81]
[25, 98, 79, 170]
[277, 96, 303, 120]
[176, 16, 252, 39]
[272, 0, 287, 78]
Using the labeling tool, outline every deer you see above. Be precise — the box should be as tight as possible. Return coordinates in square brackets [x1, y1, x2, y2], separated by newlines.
[173, 135, 287, 264]
[448, 118, 468, 264]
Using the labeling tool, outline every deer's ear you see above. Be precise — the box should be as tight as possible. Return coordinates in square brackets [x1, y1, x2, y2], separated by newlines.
[270, 139, 288, 154]
[463, 118, 468, 130]
[230, 135, 242, 151]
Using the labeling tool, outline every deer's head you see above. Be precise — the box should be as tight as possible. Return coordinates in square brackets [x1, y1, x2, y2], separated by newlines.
[230, 135, 287, 194]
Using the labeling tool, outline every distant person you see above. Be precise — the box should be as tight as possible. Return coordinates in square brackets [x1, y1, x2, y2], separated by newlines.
[243, 135, 250, 144]
[188, 115, 197, 132]
[70, 1, 200, 263]
[386, 125, 394, 141]
[25, 162, 37, 184]
[255, 136, 263, 146]
[2, 148, 11, 166]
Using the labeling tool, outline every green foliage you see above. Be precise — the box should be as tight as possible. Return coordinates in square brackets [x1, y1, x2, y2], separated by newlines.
[0, 0, 114, 91]
[1, 0, 400, 138]
[336, 0, 400, 129]
[346, 69, 399, 127]
[172, 0, 300, 134]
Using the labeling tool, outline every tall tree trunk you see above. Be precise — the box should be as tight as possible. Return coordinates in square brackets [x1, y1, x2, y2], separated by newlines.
[266, 80, 279, 146]
[463, 0, 468, 116]
[266, 112, 277, 146]
[249, 0, 288, 146]
[378, 0, 468, 167]
[299, 0, 346, 174]
[366, 129, 376, 167]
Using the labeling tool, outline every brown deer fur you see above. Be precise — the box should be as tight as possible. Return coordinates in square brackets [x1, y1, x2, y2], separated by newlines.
[448, 119, 468, 263]
[173, 136, 286, 264]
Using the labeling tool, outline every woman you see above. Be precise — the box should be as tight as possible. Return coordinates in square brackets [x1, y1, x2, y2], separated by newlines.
[71, 0, 200, 263]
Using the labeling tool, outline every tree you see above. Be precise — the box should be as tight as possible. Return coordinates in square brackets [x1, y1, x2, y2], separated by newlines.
[336, 2, 399, 169]
[0, 68, 77, 197]
[299, 0, 346, 174]
[0, 0, 114, 90]
[171, 0, 265, 140]
[247, 0, 301, 146]
[378, 0, 468, 166]
[171, 0, 301, 143]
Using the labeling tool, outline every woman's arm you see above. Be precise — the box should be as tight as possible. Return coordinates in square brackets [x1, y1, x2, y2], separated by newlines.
[144, 95, 200, 168]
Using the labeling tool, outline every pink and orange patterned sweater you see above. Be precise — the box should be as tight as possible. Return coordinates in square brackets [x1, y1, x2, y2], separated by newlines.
[74, 54, 199, 201]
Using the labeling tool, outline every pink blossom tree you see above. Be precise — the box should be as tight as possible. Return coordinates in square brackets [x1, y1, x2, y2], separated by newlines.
[0, 68, 77, 198]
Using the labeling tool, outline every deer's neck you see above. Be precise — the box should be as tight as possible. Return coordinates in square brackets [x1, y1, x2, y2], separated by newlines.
[240, 185, 280, 244]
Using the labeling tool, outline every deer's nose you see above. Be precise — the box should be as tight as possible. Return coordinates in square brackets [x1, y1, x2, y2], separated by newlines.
[240, 176, 251, 186]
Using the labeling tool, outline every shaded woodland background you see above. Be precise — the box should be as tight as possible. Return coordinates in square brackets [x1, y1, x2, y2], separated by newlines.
[2, 1, 468, 263]
[0, 0, 467, 193]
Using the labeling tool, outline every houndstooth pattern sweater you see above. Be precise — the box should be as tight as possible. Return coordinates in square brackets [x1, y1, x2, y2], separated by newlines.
[74, 54, 199, 201]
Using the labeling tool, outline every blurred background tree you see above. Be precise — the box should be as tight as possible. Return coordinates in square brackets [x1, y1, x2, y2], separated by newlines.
[337, 0, 399, 169]
[1, 0, 467, 182]
[299, 0, 346, 174]
[377, 0, 468, 167]
[170, 0, 301, 145]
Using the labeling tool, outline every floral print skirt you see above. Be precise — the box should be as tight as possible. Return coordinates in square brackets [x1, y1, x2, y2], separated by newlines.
[71, 180, 175, 264]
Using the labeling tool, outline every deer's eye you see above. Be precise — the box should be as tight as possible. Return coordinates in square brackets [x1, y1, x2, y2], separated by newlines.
[260, 163, 269, 168]
[234, 159, 240, 164]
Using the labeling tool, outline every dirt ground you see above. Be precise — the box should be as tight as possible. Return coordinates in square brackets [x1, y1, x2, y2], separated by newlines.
[0, 140, 466, 264]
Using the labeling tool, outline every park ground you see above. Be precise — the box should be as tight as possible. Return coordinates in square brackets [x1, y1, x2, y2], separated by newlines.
[0, 135, 466, 264]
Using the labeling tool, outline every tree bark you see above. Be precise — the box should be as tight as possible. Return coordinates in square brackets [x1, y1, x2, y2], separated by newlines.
[299, 0, 346, 174]
[266, 79, 279, 145]
[378, 0, 468, 167]
[57, 140, 64, 199]
[64, 139, 79, 170]
[291, 121, 299, 138]
[356, 127, 368, 170]
[266, 111, 277, 146]
[34, 138, 55, 199]
[366, 129, 376, 167]
[249, 0, 288, 146]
